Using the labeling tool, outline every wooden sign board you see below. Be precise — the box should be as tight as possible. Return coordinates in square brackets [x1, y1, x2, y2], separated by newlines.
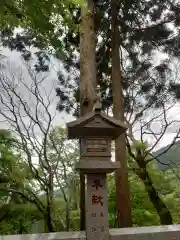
[85, 173, 109, 240]
[81, 138, 111, 157]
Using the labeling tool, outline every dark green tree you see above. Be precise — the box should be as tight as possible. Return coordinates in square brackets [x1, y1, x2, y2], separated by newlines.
[0, 1, 179, 115]
[0, 0, 180, 227]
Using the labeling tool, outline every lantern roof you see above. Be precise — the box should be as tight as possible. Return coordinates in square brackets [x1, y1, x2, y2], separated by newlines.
[67, 109, 128, 140]
[67, 85, 128, 140]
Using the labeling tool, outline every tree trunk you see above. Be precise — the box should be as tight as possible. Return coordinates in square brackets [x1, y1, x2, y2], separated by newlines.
[18, 219, 25, 234]
[46, 205, 55, 232]
[111, 0, 132, 228]
[135, 155, 173, 225]
[46, 167, 55, 232]
[65, 202, 70, 231]
[79, 0, 97, 230]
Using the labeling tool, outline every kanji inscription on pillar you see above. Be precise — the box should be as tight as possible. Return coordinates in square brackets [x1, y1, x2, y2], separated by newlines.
[85, 173, 109, 240]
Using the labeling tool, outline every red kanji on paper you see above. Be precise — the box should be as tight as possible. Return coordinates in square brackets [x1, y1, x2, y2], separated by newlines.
[92, 194, 103, 206]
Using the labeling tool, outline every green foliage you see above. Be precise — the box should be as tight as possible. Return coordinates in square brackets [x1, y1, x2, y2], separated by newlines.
[0, 113, 178, 233]
[0, 130, 31, 201]
[132, 140, 149, 155]
[2, 0, 180, 227]
[0, 130, 43, 234]
[0, 0, 179, 117]
[108, 172, 159, 227]
[0, 123, 80, 234]
[108, 161, 180, 227]
[0, 128, 180, 233]
[0, 204, 42, 235]
[53, 199, 80, 231]
[153, 140, 180, 170]
[130, 175, 160, 227]
[53, 0, 180, 116]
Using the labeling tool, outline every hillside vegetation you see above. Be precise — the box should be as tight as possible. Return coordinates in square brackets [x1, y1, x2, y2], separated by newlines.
[153, 141, 180, 170]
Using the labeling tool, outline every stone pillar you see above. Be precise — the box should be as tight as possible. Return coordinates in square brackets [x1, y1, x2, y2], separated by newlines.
[85, 173, 109, 240]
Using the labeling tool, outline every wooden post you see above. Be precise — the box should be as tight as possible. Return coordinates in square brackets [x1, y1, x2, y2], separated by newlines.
[111, 0, 132, 227]
[79, 0, 97, 230]
[66, 91, 128, 236]
[86, 174, 109, 240]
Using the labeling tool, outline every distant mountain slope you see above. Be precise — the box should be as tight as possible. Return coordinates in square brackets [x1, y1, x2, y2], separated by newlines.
[153, 140, 180, 170]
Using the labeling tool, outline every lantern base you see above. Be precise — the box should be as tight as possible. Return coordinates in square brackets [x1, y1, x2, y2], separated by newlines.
[75, 160, 120, 174]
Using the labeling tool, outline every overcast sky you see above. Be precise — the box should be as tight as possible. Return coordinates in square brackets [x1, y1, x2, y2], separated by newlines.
[0, 48, 74, 124]
[0, 48, 179, 151]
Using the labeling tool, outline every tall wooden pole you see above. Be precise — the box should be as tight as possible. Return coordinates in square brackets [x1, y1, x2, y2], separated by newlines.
[79, 0, 97, 230]
[111, 0, 132, 227]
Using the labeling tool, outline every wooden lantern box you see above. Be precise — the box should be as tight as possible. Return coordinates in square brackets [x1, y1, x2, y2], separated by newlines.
[67, 109, 128, 174]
